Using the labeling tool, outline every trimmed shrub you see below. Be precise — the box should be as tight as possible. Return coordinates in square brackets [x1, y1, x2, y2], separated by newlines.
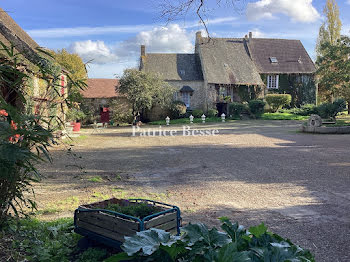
[278, 104, 318, 116]
[229, 102, 248, 118]
[317, 99, 346, 119]
[207, 108, 218, 117]
[265, 94, 292, 112]
[192, 109, 204, 118]
[248, 100, 266, 118]
[300, 104, 318, 115]
[168, 101, 187, 119]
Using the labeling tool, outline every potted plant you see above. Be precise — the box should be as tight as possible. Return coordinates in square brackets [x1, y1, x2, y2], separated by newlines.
[66, 108, 86, 132]
[74, 198, 181, 247]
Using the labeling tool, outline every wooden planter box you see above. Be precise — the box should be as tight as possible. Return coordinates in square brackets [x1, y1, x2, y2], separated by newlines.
[74, 198, 181, 247]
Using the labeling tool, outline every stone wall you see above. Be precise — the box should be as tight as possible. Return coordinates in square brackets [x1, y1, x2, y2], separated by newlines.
[81, 97, 130, 124]
[263, 74, 316, 106]
[167, 80, 205, 110]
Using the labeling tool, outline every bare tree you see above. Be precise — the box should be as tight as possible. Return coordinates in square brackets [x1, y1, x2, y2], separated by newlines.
[158, 0, 247, 37]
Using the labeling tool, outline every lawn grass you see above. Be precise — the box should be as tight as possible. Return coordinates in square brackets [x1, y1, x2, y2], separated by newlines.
[149, 117, 235, 125]
[88, 176, 103, 183]
[63, 135, 88, 144]
[327, 119, 350, 127]
[261, 113, 309, 120]
[149, 113, 309, 124]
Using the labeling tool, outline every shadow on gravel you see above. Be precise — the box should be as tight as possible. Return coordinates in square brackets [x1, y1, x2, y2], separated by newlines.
[38, 121, 350, 262]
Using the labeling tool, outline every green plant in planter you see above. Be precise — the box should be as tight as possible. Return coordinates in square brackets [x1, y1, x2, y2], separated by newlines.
[106, 217, 315, 262]
[66, 107, 86, 122]
[98, 203, 162, 219]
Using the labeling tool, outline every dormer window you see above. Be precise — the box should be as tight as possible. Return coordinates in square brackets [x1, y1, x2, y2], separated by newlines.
[270, 57, 278, 63]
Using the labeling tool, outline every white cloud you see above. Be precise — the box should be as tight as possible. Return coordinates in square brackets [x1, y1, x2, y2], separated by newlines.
[342, 25, 350, 36]
[68, 40, 117, 64]
[86, 62, 137, 78]
[116, 24, 193, 57]
[246, 0, 320, 23]
[68, 23, 193, 70]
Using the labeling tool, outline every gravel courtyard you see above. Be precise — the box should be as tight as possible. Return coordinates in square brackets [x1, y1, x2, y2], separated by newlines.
[37, 120, 350, 262]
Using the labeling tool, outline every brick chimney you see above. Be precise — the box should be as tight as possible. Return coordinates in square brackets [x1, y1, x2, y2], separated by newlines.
[141, 45, 145, 56]
[195, 31, 202, 53]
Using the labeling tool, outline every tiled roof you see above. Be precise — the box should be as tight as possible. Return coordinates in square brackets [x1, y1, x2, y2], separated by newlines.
[142, 53, 203, 81]
[81, 79, 120, 99]
[139, 33, 316, 86]
[197, 38, 263, 85]
[247, 38, 316, 74]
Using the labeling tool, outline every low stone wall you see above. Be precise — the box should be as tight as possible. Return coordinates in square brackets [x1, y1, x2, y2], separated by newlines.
[301, 125, 350, 134]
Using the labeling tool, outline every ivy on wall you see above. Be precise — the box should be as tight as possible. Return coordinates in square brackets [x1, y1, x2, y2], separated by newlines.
[237, 85, 263, 102]
[263, 74, 316, 107]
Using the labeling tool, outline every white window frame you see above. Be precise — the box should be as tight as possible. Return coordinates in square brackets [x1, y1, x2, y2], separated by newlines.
[267, 75, 279, 89]
[182, 92, 191, 108]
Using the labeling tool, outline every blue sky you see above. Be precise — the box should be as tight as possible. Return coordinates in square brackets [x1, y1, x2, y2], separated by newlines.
[3, 0, 350, 78]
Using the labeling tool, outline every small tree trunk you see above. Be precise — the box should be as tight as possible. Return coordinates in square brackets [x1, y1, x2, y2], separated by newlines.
[348, 101, 350, 115]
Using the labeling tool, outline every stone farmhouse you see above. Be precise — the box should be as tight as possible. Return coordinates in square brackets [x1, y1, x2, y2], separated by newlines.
[81, 79, 119, 124]
[140, 31, 316, 113]
[0, 8, 67, 119]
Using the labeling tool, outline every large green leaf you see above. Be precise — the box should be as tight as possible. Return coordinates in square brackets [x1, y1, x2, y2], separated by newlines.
[219, 217, 248, 248]
[122, 228, 180, 256]
[248, 223, 267, 238]
[216, 243, 251, 262]
[182, 223, 231, 248]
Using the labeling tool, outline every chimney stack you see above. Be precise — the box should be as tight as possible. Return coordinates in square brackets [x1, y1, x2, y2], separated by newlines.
[141, 45, 145, 56]
[196, 31, 202, 41]
[195, 31, 202, 53]
[249, 32, 252, 40]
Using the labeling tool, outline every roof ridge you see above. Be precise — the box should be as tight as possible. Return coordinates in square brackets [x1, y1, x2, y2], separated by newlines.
[146, 53, 195, 55]
[201, 36, 301, 41]
[88, 78, 118, 80]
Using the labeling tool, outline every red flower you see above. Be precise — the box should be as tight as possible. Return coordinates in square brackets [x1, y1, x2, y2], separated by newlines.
[10, 120, 17, 130]
[0, 109, 8, 116]
[9, 120, 21, 143]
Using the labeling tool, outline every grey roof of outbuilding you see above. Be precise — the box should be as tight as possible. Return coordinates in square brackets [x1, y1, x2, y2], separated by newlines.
[247, 38, 316, 74]
[142, 53, 203, 81]
[197, 38, 263, 85]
